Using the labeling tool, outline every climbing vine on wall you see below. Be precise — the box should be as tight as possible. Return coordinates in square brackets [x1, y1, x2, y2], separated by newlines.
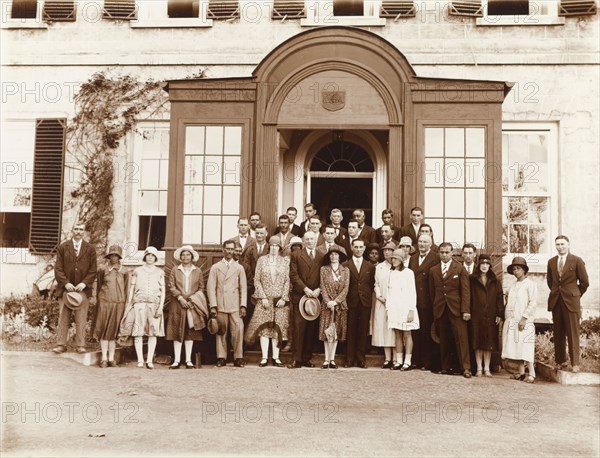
[66, 71, 170, 252]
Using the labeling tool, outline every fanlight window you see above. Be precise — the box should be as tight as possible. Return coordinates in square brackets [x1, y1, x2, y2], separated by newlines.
[311, 140, 374, 172]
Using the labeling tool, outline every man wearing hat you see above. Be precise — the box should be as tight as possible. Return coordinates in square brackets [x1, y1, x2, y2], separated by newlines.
[428, 242, 472, 378]
[547, 235, 589, 373]
[288, 231, 324, 368]
[207, 240, 248, 367]
[52, 222, 97, 354]
[409, 234, 441, 371]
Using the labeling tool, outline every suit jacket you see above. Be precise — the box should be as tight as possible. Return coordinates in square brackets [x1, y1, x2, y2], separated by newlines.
[290, 248, 324, 303]
[207, 259, 247, 313]
[376, 226, 401, 244]
[276, 225, 301, 237]
[409, 250, 440, 310]
[547, 253, 589, 313]
[343, 257, 375, 309]
[317, 242, 347, 257]
[242, 242, 268, 284]
[429, 260, 470, 320]
[332, 226, 348, 244]
[400, 224, 420, 246]
[54, 239, 98, 298]
[298, 219, 311, 237]
[357, 225, 377, 244]
[231, 234, 256, 256]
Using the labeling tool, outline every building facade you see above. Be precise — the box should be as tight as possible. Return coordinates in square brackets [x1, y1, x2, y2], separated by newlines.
[1, 0, 598, 320]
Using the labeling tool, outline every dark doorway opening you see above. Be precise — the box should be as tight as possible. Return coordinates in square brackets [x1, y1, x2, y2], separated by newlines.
[311, 178, 373, 226]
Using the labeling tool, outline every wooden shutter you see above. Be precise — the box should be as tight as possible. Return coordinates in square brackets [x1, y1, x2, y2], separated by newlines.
[11, 0, 38, 19]
[448, 1, 483, 17]
[558, 0, 597, 16]
[42, 0, 76, 21]
[272, 1, 306, 20]
[207, 0, 239, 20]
[103, 0, 136, 20]
[29, 119, 66, 255]
[379, 1, 416, 19]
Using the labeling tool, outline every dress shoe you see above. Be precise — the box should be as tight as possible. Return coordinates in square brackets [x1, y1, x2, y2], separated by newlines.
[259, 359, 268, 367]
[185, 361, 195, 369]
[146, 362, 154, 370]
[287, 361, 302, 369]
[321, 361, 329, 369]
[108, 361, 118, 368]
[329, 361, 337, 369]
[52, 345, 67, 354]
[234, 358, 245, 367]
[273, 359, 284, 368]
[281, 344, 291, 352]
[303, 361, 315, 368]
[420, 366, 428, 371]
[382, 361, 392, 369]
[484, 370, 492, 377]
[99, 360, 108, 368]
[216, 358, 226, 367]
[463, 370, 472, 379]
[572, 365, 580, 373]
[392, 363, 402, 370]
[400, 364, 411, 371]
[440, 369, 450, 375]
[475, 370, 483, 377]
[169, 362, 181, 370]
[357, 361, 367, 369]
[76, 347, 87, 354]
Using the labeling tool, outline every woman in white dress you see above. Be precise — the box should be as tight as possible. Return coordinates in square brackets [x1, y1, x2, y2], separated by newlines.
[387, 249, 418, 370]
[502, 257, 537, 383]
[372, 242, 397, 368]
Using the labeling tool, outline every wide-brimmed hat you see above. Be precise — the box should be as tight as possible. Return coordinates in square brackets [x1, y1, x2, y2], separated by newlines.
[268, 236, 282, 248]
[507, 256, 529, 275]
[391, 249, 404, 259]
[207, 313, 227, 335]
[299, 295, 321, 321]
[289, 236, 303, 248]
[382, 241, 397, 251]
[173, 245, 199, 263]
[105, 244, 123, 260]
[478, 254, 492, 265]
[324, 245, 348, 264]
[63, 291, 89, 311]
[399, 236, 416, 254]
[143, 246, 160, 262]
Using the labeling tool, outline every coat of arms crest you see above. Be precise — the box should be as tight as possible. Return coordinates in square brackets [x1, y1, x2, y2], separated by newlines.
[321, 90, 346, 112]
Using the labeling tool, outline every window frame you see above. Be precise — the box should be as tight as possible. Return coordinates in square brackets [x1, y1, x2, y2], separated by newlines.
[1, 0, 48, 29]
[476, 0, 566, 26]
[130, 0, 213, 27]
[301, 0, 386, 26]
[501, 121, 559, 273]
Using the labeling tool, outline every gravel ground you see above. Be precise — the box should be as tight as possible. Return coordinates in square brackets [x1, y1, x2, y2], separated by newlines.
[1, 352, 599, 457]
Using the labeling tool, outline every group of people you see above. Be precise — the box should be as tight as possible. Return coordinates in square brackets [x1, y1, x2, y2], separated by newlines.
[51, 206, 590, 382]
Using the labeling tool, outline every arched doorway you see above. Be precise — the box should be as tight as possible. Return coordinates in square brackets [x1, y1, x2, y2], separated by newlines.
[308, 137, 375, 225]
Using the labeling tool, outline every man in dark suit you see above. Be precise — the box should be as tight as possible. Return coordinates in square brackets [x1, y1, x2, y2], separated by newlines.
[417, 224, 439, 252]
[298, 203, 317, 237]
[429, 242, 472, 378]
[286, 207, 302, 236]
[248, 212, 262, 238]
[409, 234, 440, 371]
[547, 235, 589, 373]
[352, 208, 376, 244]
[241, 223, 268, 326]
[53, 223, 98, 354]
[317, 225, 347, 256]
[274, 214, 294, 251]
[329, 208, 348, 244]
[400, 206, 424, 246]
[343, 239, 376, 368]
[288, 231, 324, 368]
[340, 219, 359, 257]
[461, 243, 477, 275]
[378, 224, 399, 254]
[231, 217, 256, 257]
[376, 209, 401, 243]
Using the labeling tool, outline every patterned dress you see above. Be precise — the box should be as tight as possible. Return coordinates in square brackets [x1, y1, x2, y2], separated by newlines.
[502, 277, 537, 363]
[94, 265, 129, 340]
[245, 255, 290, 342]
[318, 264, 350, 342]
[119, 265, 165, 339]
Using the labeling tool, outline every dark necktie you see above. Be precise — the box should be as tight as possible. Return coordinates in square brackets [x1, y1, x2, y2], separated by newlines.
[558, 257, 564, 278]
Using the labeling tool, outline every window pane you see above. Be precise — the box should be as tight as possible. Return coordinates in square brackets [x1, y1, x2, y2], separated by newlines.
[223, 156, 241, 185]
[203, 215, 222, 245]
[204, 156, 223, 185]
[141, 159, 160, 188]
[444, 160, 465, 188]
[0, 212, 30, 248]
[424, 158, 443, 187]
[1, 188, 31, 210]
[183, 185, 203, 214]
[140, 190, 160, 214]
[186, 126, 205, 155]
[1, 121, 35, 187]
[426, 219, 444, 243]
[140, 127, 169, 158]
[424, 128, 444, 157]
[445, 219, 464, 248]
[222, 216, 239, 240]
[445, 189, 464, 218]
[465, 219, 485, 247]
[466, 189, 485, 218]
[159, 159, 169, 188]
[204, 186, 222, 214]
[528, 197, 549, 223]
[224, 126, 242, 155]
[508, 197, 528, 223]
[183, 215, 202, 245]
[445, 128, 464, 157]
[138, 215, 166, 250]
[509, 224, 528, 253]
[466, 128, 485, 157]
[205, 126, 224, 154]
[222, 186, 240, 214]
[466, 159, 485, 188]
[158, 190, 168, 214]
[424, 188, 443, 218]
[185, 156, 204, 185]
[529, 225, 548, 254]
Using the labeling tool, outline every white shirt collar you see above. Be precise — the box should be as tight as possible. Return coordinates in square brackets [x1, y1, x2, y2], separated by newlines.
[177, 264, 197, 272]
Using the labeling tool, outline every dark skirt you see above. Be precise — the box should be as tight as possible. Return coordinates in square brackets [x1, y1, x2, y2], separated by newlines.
[165, 299, 204, 342]
[470, 303, 499, 351]
[94, 300, 126, 340]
